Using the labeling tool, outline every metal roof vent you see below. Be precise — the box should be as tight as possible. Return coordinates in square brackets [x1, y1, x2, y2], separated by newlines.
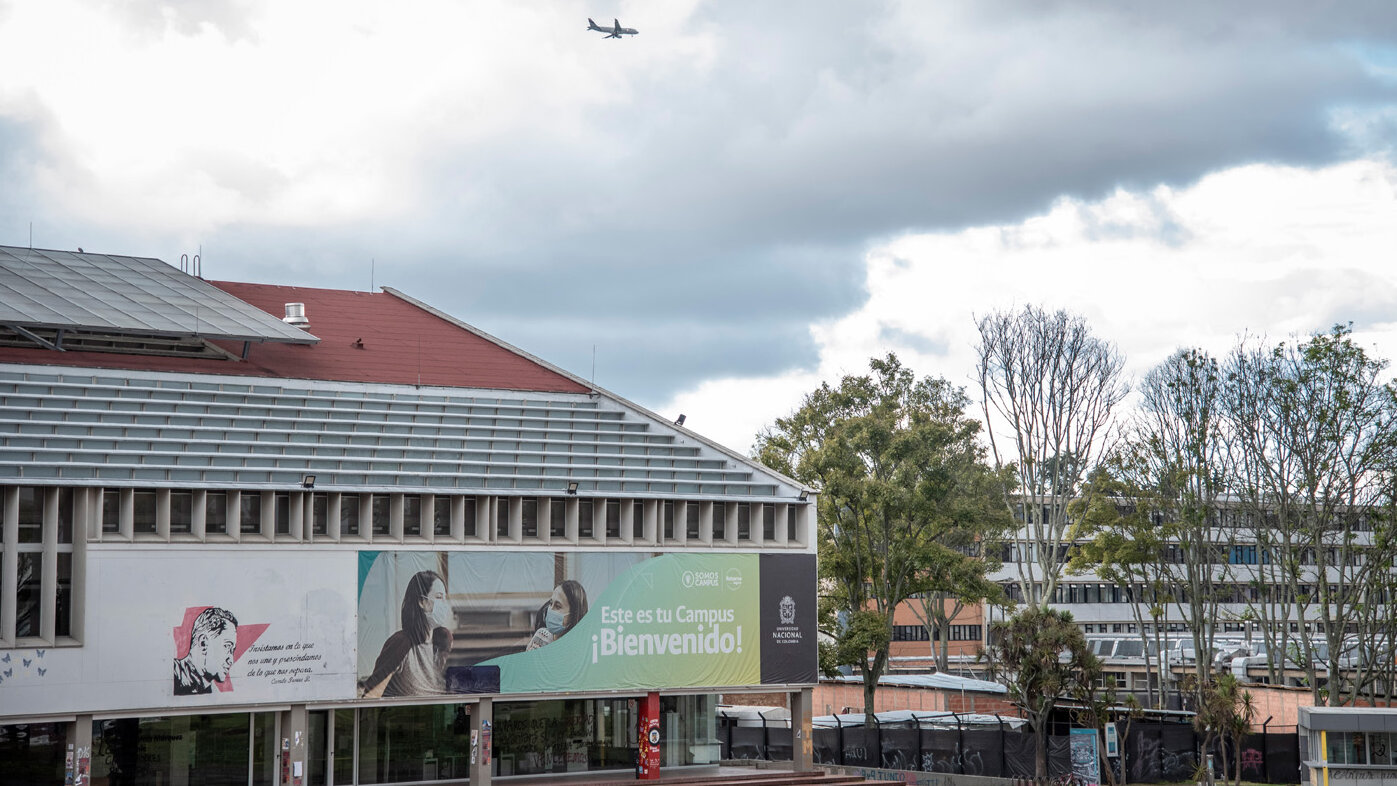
[283, 302, 310, 329]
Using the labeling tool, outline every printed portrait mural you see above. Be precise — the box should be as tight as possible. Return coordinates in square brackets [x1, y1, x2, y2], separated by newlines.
[356, 551, 816, 697]
[171, 606, 268, 695]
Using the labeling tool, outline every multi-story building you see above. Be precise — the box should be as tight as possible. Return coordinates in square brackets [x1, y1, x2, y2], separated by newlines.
[0, 246, 819, 786]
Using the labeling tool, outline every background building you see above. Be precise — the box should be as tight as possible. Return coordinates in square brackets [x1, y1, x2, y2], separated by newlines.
[0, 246, 818, 786]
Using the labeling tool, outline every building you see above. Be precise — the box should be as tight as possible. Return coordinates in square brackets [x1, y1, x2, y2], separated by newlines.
[1299, 706, 1397, 786]
[0, 246, 819, 786]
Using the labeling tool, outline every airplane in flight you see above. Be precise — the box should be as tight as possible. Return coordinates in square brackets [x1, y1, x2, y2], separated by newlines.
[588, 18, 638, 38]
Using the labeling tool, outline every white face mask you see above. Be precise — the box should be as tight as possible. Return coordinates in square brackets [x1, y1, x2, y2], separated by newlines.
[423, 586, 453, 629]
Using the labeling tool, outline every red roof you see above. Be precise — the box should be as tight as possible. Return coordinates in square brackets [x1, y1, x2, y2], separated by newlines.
[0, 282, 589, 393]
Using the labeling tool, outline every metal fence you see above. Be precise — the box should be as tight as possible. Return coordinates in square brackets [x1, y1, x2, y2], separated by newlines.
[717, 714, 1301, 784]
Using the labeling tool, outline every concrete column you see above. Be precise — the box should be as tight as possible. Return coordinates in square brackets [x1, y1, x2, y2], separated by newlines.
[284, 705, 308, 786]
[790, 687, 814, 772]
[73, 715, 93, 786]
[469, 698, 493, 786]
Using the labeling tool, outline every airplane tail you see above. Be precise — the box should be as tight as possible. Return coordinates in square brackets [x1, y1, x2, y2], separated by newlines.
[587, 17, 598, 29]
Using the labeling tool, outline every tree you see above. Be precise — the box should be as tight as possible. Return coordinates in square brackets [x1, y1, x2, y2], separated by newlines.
[755, 353, 1011, 711]
[1191, 674, 1255, 786]
[1069, 464, 1173, 710]
[976, 305, 1128, 606]
[991, 605, 1095, 779]
[1222, 325, 1397, 704]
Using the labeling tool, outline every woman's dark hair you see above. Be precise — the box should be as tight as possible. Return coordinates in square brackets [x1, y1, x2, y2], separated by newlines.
[556, 579, 588, 636]
[401, 570, 444, 644]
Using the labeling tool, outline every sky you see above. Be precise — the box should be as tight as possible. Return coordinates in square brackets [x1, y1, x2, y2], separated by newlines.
[5, 2, 1397, 453]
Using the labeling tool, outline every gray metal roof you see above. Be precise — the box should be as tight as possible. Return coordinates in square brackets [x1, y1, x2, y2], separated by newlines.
[0, 364, 786, 497]
[0, 246, 318, 344]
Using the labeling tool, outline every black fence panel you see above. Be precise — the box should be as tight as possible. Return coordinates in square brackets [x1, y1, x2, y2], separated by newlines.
[1047, 733, 1071, 778]
[920, 728, 959, 773]
[840, 726, 879, 768]
[812, 727, 840, 765]
[1125, 721, 1164, 784]
[766, 727, 793, 762]
[1003, 731, 1037, 778]
[881, 728, 919, 771]
[962, 729, 1003, 777]
[1160, 724, 1198, 781]
[728, 726, 767, 760]
[1264, 729, 1300, 785]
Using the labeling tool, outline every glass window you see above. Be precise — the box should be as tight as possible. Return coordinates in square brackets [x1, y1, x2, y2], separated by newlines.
[660, 695, 720, 766]
[550, 499, 567, 539]
[312, 493, 329, 536]
[274, 493, 291, 536]
[632, 503, 645, 539]
[341, 494, 361, 537]
[403, 496, 422, 537]
[432, 497, 451, 537]
[16, 552, 41, 638]
[307, 710, 328, 786]
[56, 553, 72, 638]
[462, 497, 477, 538]
[522, 498, 538, 538]
[686, 503, 700, 540]
[170, 491, 193, 534]
[737, 503, 751, 540]
[92, 713, 264, 786]
[358, 704, 473, 784]
[206, 491, 228, 535]
[56, 490, 72, 544]
[371, 495, 390, 536]
[762, 505, 776, 541]
[18, 487, 42, 543]
[0, 722, 68, 785]
[713, 504, 727, 540]
[240, 492, 262, 535]
[133, 490, 157, 534]
[102, 489, 121, 534]
[579, 499, 595, 540]
[494, 698, 636, 776]
[663, 501, 675, 540]
[787, 506, 798, 541]
[497, 500, 510, 539]
[604, 500, 620, 539]
[334, 709, 356, 785]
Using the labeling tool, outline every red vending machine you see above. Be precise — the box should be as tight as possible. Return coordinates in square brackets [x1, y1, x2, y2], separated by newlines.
[637, 692, 661, 780]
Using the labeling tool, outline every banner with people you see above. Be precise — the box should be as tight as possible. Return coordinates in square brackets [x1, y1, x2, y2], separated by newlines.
[356, 550, 816, 697]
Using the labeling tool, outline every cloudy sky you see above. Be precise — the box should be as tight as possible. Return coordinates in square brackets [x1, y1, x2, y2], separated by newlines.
[5, 1, 1397, 452]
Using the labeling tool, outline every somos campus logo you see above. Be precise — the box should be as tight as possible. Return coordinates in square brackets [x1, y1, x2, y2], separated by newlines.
[682, 570, 720, 589]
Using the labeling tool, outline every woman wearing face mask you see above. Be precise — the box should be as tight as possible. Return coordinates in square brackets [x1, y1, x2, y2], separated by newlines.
[360, 570, 454, 697]
[526, 579, 588, 651]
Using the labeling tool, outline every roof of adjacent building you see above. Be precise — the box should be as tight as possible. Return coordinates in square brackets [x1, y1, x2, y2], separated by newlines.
[0, 246, 317, 344]
[0, 247, 586, 394]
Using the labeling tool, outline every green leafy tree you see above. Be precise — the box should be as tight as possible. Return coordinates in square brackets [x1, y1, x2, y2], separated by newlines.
[991, 605, 1095, 779]
[756, 353, 1011, 711]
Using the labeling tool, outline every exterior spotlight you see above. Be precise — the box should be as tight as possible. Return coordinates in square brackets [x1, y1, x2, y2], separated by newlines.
[798, 489, 809, 501]
[301, 474, 317, 489]
[567, 481, 579, 495]
[675, 414, 686, 426]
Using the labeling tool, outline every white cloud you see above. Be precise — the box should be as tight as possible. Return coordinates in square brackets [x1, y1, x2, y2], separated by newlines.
[660, 159, 1397, 454]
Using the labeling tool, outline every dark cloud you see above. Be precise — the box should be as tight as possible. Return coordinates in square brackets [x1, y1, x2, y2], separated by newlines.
[9, 2, 1397, 404]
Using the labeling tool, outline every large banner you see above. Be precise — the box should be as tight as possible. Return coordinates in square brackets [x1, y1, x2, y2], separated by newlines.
[356, 551, 816, 698]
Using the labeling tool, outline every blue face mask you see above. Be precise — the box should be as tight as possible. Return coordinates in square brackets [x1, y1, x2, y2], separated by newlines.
[544, 606, 568, 636]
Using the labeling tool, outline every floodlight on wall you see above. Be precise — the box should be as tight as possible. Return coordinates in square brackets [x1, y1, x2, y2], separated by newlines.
[567, 481, 579, 495]
[675, 414, 686, 426]
[301, 474, 317, 489]
[798, 489, 809, 501]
